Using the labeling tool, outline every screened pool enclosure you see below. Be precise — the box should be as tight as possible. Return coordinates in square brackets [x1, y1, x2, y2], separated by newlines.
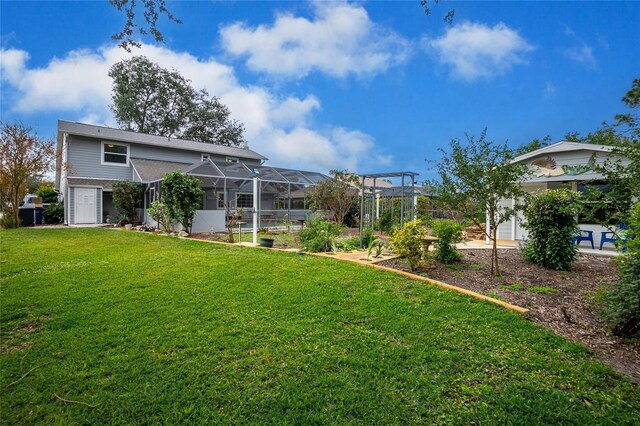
[145, 160, 330, 233]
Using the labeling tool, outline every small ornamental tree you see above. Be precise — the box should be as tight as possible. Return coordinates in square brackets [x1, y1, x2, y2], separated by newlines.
[390, 219, 428, 271]
[148, 200, 172, 232]
[161, 171, 204, 233]
[431, 130, 529, 276]
[112, 181, 145, 224]
[0, 123, 55, 227]
[306, 170, 359, 225]
[521, 189, 582, 271]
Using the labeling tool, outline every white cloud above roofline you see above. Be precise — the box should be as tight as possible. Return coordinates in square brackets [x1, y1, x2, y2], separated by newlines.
[0, 43, 391, 173]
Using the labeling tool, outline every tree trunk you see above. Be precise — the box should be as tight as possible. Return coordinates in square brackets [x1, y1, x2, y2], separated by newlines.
[492, 226, 500, 276]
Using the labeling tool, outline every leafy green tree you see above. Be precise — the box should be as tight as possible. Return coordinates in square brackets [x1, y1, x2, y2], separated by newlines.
[112, 181, 145, 223]
[431, 130, 529, 276]
[109, 56, 246, 147]
[161, 171, 204, 234]
[0, 122, 55, 227]
[306, 170, 359, 225]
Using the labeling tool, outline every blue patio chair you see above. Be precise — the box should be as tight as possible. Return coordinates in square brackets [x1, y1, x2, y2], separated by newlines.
[573, 230, 594, 249]
[600, 224, 629, 251]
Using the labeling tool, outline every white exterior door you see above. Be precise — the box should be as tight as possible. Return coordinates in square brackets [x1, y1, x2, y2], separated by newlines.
[75, 188, 96, 223]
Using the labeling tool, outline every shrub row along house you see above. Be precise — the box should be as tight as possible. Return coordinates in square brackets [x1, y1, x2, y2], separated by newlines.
[55, 120, 329, 232]
[494, 141, 630, 249]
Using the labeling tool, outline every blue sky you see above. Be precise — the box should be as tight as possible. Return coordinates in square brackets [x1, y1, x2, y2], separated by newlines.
[1, 1, 638, 180]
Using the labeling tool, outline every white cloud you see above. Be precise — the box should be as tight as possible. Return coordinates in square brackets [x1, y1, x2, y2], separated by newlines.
[564, 43, 596, 68]
[423, 21, 534, 81]
[220, 1, 411, 78]
[543, 82, 556, 99]
[0, 43, 387, 172]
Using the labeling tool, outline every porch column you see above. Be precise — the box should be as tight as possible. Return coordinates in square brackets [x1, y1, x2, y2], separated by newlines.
[252, 173, 258, 245]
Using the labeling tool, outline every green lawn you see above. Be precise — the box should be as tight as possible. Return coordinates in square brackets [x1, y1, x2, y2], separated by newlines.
[1, 228, 638, 424]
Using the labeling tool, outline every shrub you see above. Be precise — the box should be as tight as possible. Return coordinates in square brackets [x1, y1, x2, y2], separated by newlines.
[43, 202, 64, 224]
[112, 181, 145, 224]
[361, 227, 375, 247]
[299, 214, 345, 252]
[389, 219, 427, 271]
[522, 189, 581, 271]
[431, 219, 464, 263]
[599, 202, 640, 338]
[148, 200, 172, 232]
[0, 211, 18, 229]
[161, 171, 204, 234]
[36, 185, 58, 203]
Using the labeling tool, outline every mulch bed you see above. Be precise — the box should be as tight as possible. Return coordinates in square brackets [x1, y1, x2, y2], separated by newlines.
[378, 249, 640, 384]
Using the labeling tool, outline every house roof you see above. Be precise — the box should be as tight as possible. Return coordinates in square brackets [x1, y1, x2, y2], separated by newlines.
[57, 120, 268, 161]
[511, 141, 613, 164]
[67, 178, 121, 190]
[130, 158, 191, 182]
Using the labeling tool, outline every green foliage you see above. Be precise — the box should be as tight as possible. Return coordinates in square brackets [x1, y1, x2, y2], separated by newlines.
[109, 56, 245, 146]
[430, 129, 529, 276]
[0, 211, 18, 229]
[112, 181, 145, 224]
[298, 214, 345, 252]
[361, 227, 375, 247]
[366, 238, 384, 260]
[390, 220, 428, 271]
[522, 189, 581, 271]
[148, 200, 172, 232]
[306, 170, 359, 225]
[43, 202, 64, 224]
[431, 219, 464, 264]
[600, 202, 640, 338]
[161, 171, 204, 234]
[36, 184, 58, 203]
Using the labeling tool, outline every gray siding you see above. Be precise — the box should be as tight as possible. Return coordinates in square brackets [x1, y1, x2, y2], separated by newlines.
[97, 188, 102, 224]
[67, 135, 261, 181]
[68, 136, 132, 180]
[69, 188, 75, 224]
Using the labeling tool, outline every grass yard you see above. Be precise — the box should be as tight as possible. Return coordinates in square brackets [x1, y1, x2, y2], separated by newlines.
[1, 228, 639, 424]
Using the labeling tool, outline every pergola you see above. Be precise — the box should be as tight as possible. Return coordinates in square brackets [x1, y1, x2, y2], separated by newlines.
[358, 171, 420, 245]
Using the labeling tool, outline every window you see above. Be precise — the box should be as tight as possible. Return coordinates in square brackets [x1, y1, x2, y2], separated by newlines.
[201, 154, 210, 161]
[237, 193, 253, 208]
[226, 157, 239, 163]
[102, 142, 129, 166]
[274, 196, 288, 210]
[217, 192, 225, 209]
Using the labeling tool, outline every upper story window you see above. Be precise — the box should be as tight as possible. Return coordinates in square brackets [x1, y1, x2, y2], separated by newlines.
[226, 157, 239, 163]
[201, 154, 210, 161]
[102, 142, 129, 166]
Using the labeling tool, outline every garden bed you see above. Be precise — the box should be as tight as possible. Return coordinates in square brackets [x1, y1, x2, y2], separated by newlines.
[378, 249, 640, 384]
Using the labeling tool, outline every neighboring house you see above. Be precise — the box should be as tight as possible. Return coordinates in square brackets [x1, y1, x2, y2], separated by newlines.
[55, 120, 327, 232]
[494, 141, 629, 249]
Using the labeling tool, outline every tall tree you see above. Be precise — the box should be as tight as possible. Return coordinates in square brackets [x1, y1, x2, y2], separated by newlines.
[306, 170, 359, 226]
[110, 0, 181, 52]
[0, 123, 55, 227]
[109, 56, 246, 147]
[431, 130, 529, 276]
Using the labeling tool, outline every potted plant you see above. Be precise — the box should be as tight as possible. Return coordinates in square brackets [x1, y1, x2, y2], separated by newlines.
[259, 237, 275, 248]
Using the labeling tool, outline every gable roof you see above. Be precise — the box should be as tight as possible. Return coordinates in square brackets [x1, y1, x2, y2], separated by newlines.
[57, 120, 268, 161]
[130, 158, 191, 182]
[511, 141, 613, 164]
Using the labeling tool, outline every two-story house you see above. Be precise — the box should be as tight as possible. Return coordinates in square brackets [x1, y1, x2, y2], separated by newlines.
[55, 120, 327, 232]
